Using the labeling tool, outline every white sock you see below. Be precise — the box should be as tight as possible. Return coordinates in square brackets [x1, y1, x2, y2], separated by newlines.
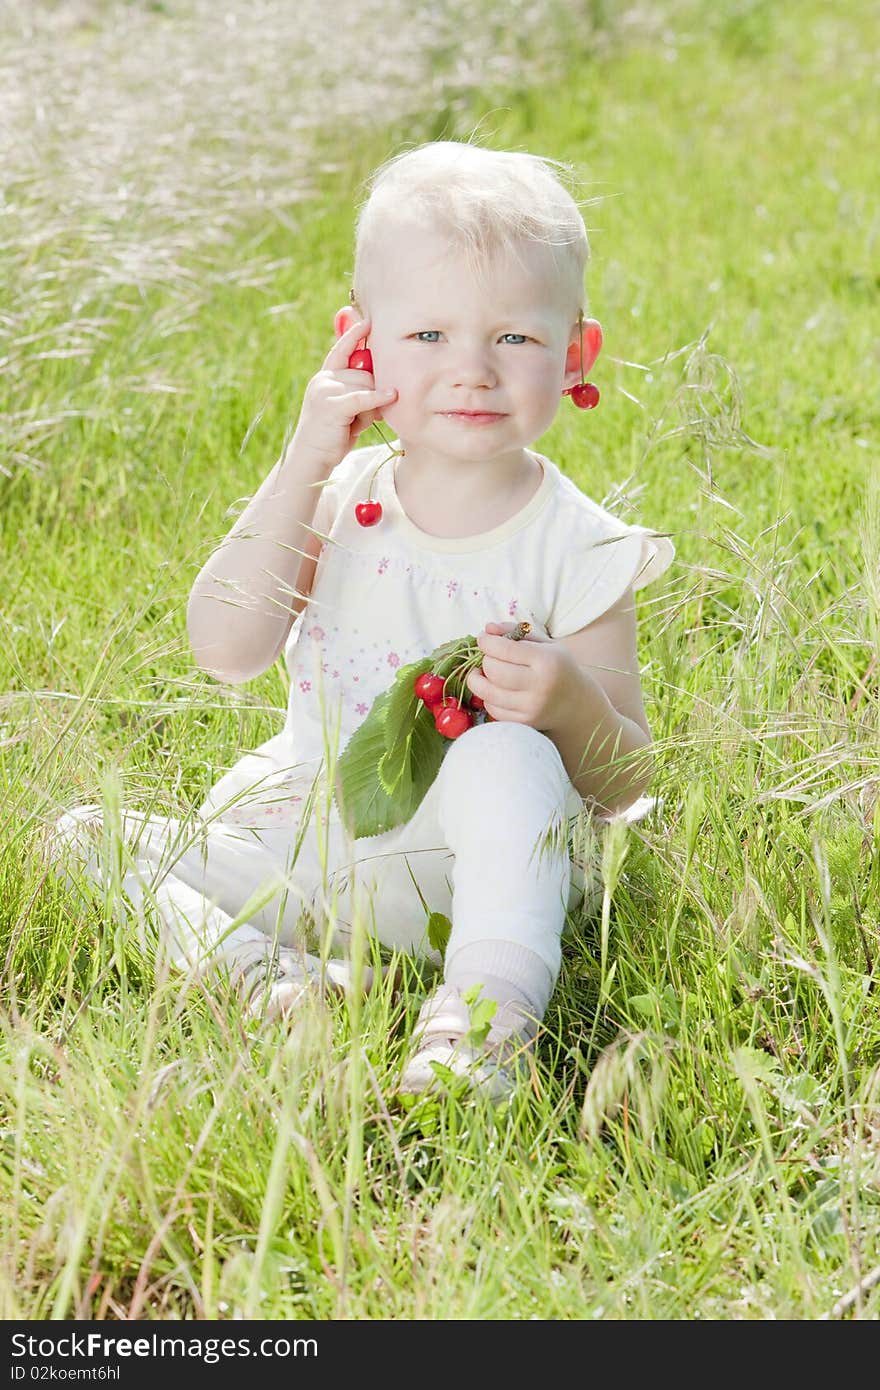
[444, 939, 554, 1021]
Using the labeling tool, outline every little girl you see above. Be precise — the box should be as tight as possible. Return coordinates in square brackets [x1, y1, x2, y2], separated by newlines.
[50, 141, 673, 1099]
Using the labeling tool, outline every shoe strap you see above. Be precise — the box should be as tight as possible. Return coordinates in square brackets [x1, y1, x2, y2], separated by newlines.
[413, 986, 535, 1052]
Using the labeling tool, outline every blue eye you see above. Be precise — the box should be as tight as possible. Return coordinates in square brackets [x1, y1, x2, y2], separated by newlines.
[414, 331, 441, 342]
[501, 334, 528, 344]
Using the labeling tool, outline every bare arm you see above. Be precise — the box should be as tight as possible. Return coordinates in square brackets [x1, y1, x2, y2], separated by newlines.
[187, 315, 396, 685]
[186, 446, 329, 685]
[548, 673, 653, 814]
[550, 589, 653, 813]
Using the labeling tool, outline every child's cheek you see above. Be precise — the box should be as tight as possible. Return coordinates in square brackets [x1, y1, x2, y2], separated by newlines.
[377, 395, 402, 428]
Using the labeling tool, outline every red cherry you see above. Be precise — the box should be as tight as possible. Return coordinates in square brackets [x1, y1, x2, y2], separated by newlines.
[348, 348, 373, 372]
[435, 704, 473, 739]
[435, 696, 463, 713]
[414, 672, 446, 707]
[467, 692, 485, 710]
[355, 500, 382, 526]
[570, 381, 600, 410]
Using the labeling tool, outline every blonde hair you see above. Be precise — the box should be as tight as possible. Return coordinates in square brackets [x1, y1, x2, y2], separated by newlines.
[351, 140, 591, 315]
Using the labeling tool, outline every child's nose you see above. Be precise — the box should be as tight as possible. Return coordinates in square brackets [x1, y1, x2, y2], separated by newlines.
[451, 349, 498, 388]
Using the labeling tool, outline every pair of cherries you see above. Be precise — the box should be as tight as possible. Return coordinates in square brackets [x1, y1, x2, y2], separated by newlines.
[348, 344, 386, 526]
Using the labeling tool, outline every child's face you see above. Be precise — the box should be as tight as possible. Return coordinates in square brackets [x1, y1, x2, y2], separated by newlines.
[356, 224, 579, 465]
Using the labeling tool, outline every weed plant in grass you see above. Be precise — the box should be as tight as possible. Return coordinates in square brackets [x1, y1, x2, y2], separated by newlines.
[1, 0, 879, 1320]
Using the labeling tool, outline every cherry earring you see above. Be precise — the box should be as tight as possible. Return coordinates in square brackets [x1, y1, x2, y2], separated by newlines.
[347, 336, 402, 527]
[346, 293, 372, 373]
[562, 309, 600, 409]
[569, 380, 600, 409]
[353, 423, 386, 526]
[355, 495, 382, 527]
[354, 432, 404, 527]
[344, 325, 386, 525]
[341, 304, 403, 527]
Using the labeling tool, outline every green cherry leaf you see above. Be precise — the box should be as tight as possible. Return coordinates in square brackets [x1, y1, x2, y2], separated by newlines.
[383, 657, 433, 753]
[378, 732, 413, 798]
[334, 634, 481, 839]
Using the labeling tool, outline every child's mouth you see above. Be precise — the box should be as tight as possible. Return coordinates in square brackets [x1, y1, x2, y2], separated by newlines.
[441, 411, 507, 425]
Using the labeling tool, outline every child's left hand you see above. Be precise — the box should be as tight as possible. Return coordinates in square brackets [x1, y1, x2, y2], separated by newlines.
[466, 621, 580, 732]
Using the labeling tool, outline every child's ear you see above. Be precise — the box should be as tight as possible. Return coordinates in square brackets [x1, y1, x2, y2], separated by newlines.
[333, 305, 361, 340]
[564, 317, 603, 383]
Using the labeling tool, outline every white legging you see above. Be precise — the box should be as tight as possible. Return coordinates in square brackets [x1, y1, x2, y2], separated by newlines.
[46, 721, 592, 991]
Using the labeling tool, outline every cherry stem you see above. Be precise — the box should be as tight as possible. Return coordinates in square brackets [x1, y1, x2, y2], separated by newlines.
[442, 649, 484, 702]
[372, 420, 395, 448]
[365, 443, 403, 501]
[433, 627, 528, 702]
[577, 308, 585, 385]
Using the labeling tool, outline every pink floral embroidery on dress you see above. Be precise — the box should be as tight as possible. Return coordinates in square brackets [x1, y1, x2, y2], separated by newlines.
[299, 680, 311, 692]
[219, 793, 303, 828]
[356, 702, 368, 715]
[447, 579, 459, 598]
[308, 625, 325, 640]
[377, 558, 389, 575]
[387, 652, 400, 668]
[508, 598, 518, 617]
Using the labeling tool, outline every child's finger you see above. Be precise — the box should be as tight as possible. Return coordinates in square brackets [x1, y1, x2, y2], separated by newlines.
[322, 318, 371, 370]
[337, 386, 397, 412]
[479, 621, 519, 645]
[477, 631, 533, 662]
[481, 620, 548, 645]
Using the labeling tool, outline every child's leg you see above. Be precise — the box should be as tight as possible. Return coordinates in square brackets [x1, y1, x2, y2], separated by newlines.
[45, 803, 363, 1013]
[432, 719, 578, 1011]
[378, 720, 582, 1093]
[331, 720, 584, 964]
[332, 720, 584, 1090]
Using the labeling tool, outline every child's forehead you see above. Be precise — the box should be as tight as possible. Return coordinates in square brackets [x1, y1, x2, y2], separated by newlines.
[367, 224, 570, 317]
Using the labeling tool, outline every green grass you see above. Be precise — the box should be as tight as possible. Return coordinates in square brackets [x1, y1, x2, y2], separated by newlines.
[2, 0, 879, 1318]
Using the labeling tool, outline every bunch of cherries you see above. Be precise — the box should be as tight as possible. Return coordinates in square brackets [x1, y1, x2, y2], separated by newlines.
[408, 624, 530, 739]
[413, 669, 486, 739]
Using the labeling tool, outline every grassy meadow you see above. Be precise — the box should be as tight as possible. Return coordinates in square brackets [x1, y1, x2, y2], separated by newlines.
[1, 0, 879, 1318]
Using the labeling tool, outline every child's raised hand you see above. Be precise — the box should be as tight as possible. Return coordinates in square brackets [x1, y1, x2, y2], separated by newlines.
[292, 318, 397, 471]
